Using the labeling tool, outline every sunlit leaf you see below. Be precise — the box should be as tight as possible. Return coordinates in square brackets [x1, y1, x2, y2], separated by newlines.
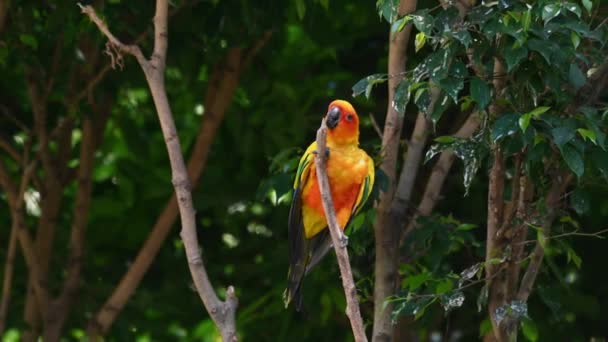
[352, 74, 387, 98]
[415, 32, 426, 52]
[522, 317, 539, 342]
[440, 291, 465, 312]
[542, 4, 561, 23]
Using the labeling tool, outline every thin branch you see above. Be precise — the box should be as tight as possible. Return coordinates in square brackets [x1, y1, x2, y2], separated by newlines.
[517, 173, 573, 302]
[517, 228, 608, 245]
[402, 111, 481, 241]
[0, 219, 18, 335]
[315, 120, 368, 342]
[81, 2, 239, 340]
[368, 113, 383, 139]
[78, 4, 147, 68]
[88, 43, 258, 337]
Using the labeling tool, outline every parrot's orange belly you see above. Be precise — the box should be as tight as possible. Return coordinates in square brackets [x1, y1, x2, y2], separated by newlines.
[300, 150, 368, 238]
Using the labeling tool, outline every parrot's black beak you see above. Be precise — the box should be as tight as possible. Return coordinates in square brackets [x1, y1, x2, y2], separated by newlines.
[326, 106, 340, 129]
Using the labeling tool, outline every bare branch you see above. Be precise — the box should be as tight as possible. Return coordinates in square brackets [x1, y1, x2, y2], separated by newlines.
[368, 113, 383, 139]
[78, 4, 148, 68]
[81, 1, 239, 339]
[0, 220, 18, 335]
[517, 173, 573, 302]
[315, 120, 368, 342]
[87, 42, 258, 337]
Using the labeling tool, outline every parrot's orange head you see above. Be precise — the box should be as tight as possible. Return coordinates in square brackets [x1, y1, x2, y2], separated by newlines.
[325, 99, 359, 146]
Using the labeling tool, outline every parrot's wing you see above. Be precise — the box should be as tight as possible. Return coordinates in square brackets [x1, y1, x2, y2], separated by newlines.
[284, 142, 317, 310]
[351, 154, 375, 216]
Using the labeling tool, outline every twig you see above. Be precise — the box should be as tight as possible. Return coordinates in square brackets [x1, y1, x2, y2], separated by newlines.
[368, 113, 383, 139]
[517, 228, 608, 246]
[81, 2, 238, 340]
[315, 120, 368, 342]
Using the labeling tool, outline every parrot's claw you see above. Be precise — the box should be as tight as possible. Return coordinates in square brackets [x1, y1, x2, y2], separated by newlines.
[339, 234, 349, 248]
[312, 148, 330, 158]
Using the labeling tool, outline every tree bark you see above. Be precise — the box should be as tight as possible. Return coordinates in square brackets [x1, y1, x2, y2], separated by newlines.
[372, 1, 417, 341]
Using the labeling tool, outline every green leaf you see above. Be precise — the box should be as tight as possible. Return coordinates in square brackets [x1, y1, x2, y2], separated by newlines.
[577, 128, 597, 144]
[569, 63, 586, 91]
[503, 43, 528, 71]
[582, 0, 592, 14]
[552, 127, 576, 147]
[470, 77, 491, 110]
[438, 77, 464, 103]
[377, 0, 400, 24]
[434, 136, 456, 144]
[527, 39, 552, 64]
[453, 29, 472, 48]
[402, 272, 431, 291]
[352, 74, 387, 98]
[430, 93, 450, 127]
[570, 188, 591, 215]
[415, 32, 426, 52]
[537, 228, 547, 249]
[479, 319, 492, 337]
[391, 16, 412, 33]
[522, 9, 531, 31]
[19, 34, 38, 50]
[392, 79, 411, 115]
[565, 3, 582, 18]
[542, 4, 561, 23]
[492, 113, 519, 142]
[522, 318, 539, 342]
[571, 31, 581, 49]
[527, 106, 551, 117]
[566, 246, 582, 268]
[435, 279, 453, 294]
[411, 11, 433, 35]
[519, 113, 532, 132]
[561, 144, 585, 178]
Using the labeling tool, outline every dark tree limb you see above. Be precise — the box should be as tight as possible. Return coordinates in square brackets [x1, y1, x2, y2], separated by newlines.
[372, 1, 417, 340]
[315, 120, 368, 342]
[81, 3, 238, 340]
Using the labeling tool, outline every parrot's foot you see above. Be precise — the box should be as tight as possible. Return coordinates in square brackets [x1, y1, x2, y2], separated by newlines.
[312, 148, 330, 158]
[338, 234, 349, 248]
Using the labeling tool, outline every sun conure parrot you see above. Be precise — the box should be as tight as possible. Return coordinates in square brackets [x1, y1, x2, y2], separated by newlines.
[283, 99, 375, 310]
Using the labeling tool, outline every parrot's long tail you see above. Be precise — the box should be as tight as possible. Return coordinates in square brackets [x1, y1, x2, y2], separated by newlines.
[283, 263, 306, 311]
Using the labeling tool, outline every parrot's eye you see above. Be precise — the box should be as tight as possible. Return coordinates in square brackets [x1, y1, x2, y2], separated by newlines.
[345, 114, 354, 121]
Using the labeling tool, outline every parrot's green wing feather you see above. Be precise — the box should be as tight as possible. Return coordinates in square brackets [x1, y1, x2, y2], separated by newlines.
[284, 142, 317, 310]
[352, 154, 375, 215]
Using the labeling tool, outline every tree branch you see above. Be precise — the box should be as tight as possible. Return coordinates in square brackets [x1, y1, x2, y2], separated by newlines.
[372, 1, 418, 340]
[315, 120, 368, 342]
[517, 173, 572, 302]
[81, 2, 239, 340]
[0, 216, 18, 335]
[87, 41, 264, 336]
